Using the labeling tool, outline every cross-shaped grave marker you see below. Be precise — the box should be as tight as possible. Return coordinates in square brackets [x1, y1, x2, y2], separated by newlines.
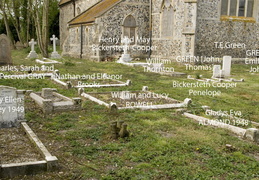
[50, 35, 61, 59]
[27, 39, 38, 58]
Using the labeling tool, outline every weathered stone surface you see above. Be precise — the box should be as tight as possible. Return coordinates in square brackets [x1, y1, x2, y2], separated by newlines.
[0, 86, 25, 128]
[0, 34, 12, 65]
[222, 56, 232, 77]
[62, 0, 150, 61]
[244, 128, 259, 143]
[60, 0, 259, 60]
[15, 41, 24, 50]
[196, 0, 259, 58]
[59, 0, 100, 49]
[30, 89, 81, 114]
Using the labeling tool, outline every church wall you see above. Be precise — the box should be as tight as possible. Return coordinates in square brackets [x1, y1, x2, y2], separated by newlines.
[62, 0, 150, 61]
[60, 3, 74, 49]
[151, 0, 186, 60]
[75, 0, 100, 16]
[96, 0, 150, 60]
[59, 0, 101, 49]
[195, 0, 259, 58]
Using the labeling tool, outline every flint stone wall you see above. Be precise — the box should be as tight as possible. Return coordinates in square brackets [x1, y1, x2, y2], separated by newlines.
[62, 0, 150, 61]
[195, 0, 259, 58]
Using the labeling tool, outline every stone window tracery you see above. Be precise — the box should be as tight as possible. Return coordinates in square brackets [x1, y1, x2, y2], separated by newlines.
[221, 0, 254, 17]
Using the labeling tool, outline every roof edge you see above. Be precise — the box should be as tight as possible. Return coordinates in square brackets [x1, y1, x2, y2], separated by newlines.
[68, 0, 123, 26]
[68, 1, 102, 25]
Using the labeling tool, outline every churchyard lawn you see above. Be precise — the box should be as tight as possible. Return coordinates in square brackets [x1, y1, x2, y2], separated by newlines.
[1, 48, 259, 179]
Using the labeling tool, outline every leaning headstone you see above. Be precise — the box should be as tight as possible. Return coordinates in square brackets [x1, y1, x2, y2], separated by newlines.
[0, 86, 25, 128]
[222, 56, 232, 77]
[212, 65, 222, 78]
[15, 41, 24, 50]
[27, 39, 38, 58]
[50, 35, 61, 59]
[0, 34, 12, 65]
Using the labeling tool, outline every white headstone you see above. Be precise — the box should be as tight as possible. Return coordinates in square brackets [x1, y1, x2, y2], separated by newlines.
[151, 63, 164, 72]
[27, 39, 38, 58]
[222, 56, 231, 77]
[50, 35, 61, 59]
[0, 86, 25, 128]
[212, 65, 222, 78]
[118, 36, 132, 63]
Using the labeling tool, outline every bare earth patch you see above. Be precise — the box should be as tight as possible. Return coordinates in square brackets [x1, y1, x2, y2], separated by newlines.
[0, 128, 43, 164]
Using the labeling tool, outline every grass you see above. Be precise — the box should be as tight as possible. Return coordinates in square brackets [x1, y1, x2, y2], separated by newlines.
[1, 48, 259, 179]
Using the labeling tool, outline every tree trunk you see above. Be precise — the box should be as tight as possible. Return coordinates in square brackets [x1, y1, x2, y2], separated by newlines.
[41, 0, 49, 57]
[2, 11, 15, 49]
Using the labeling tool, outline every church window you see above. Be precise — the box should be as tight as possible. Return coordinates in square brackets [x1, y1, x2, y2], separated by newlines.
[123, 15, 136, 44]
[161, 0, 174, 38]
[221, 0, 254, 17]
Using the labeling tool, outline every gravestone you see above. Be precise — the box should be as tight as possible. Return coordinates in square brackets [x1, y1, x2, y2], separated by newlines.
[212, 65, 222, 78]
[118, 36, 132, 63]
[120, 91, 131, 100]
[50, 35, 61, 59]
[151, 63, 164, 72]
[15, 41, 24, 50]
[222, 56, 232, 77]
[27, 39, 38, 58]
[0, 34, 12, 65]
[0, 86, 25, 128]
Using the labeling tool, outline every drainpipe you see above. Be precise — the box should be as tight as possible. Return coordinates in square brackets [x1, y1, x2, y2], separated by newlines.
[148, 0, 152, 58]
[73, 0, 76, 17]
[80, 24, 83, 59]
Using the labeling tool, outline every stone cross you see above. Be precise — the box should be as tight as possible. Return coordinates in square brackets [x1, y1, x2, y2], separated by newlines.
[50, 35, 61, 59]
[27, 39, 38, 58]
[29, 39, 37, 52]
[50, 35, 58, 52]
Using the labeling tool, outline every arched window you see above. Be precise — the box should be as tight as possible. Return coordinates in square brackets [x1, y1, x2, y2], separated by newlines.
[123, 15, 136, 44]
[161, 0, 174, 38]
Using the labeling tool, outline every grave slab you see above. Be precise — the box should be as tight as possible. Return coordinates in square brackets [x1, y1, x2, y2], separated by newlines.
[0, 122, 58, 178]
[36, 58, 61, 64]
[80, 86, 191, 111]
[29, 88, 81, 114]
[51, 76, 131, 89]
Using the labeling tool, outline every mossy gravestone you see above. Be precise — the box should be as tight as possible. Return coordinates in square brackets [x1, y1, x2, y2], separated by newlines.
[0, 34, 12, 65]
